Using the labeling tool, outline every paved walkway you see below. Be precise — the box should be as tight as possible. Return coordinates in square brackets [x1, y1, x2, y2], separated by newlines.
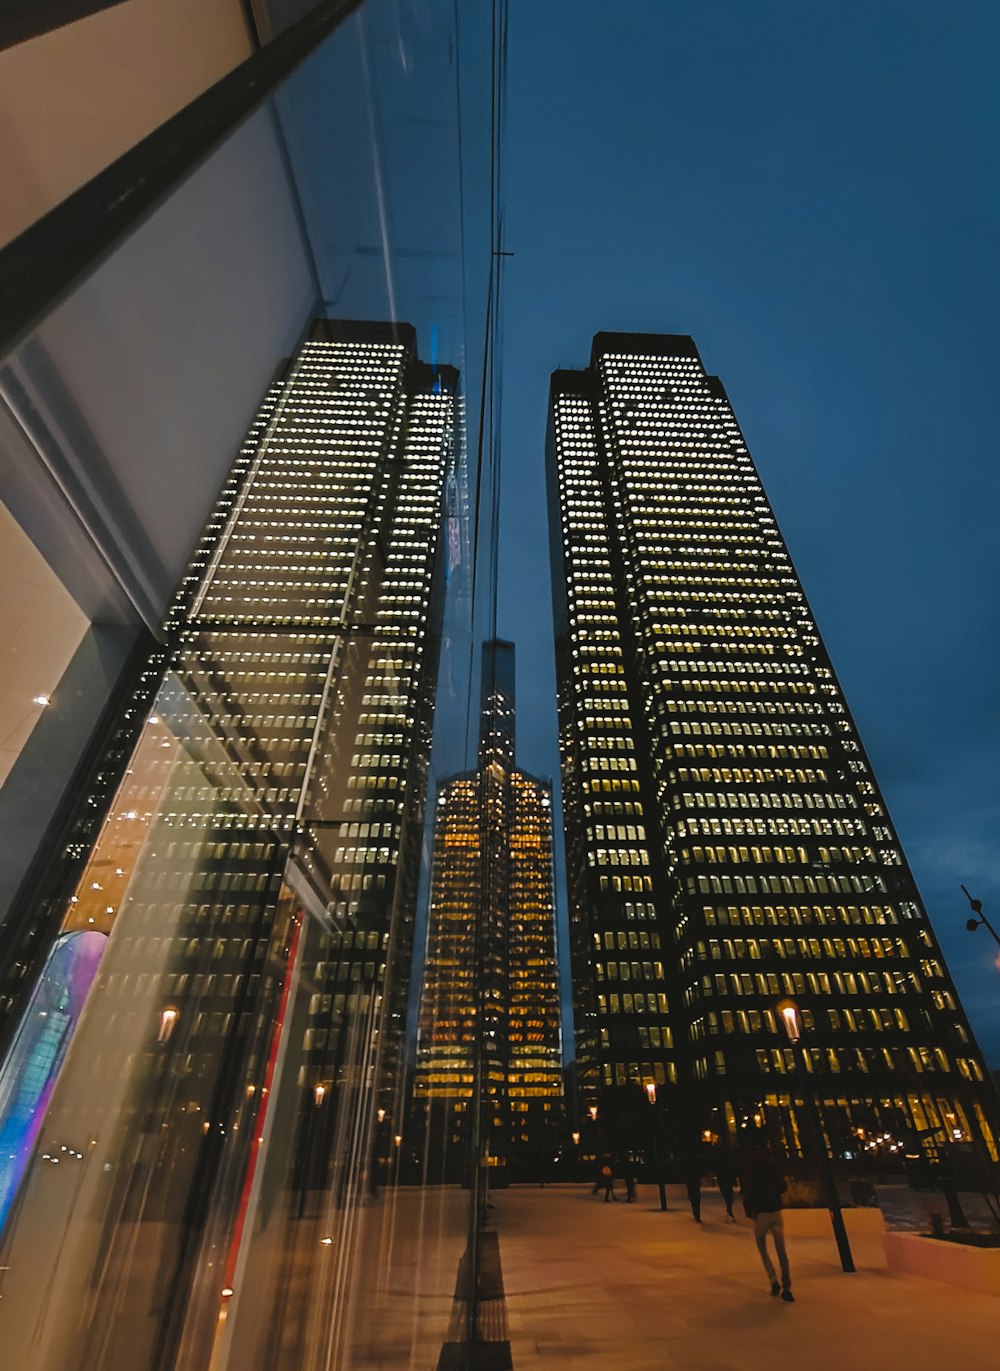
[492, 1185, 997, 1371]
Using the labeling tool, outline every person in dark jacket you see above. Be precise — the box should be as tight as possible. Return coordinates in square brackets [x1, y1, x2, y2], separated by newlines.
[599, 1155, 617, 1202]
[623, 1155, 637, 1203]
[682, 1148, 703, 1222]
[714, 1146, 737, 1222]
[740, 1144, 793, 1302]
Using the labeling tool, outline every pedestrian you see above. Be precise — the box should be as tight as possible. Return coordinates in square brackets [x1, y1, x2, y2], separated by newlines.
[623, 1155, 637, 1203]
[682, 1150, 702, 1222]
[599, 1156, 617, 1202]
[740, 1142, 793, 1302]
[715, 1145, 737, 1222]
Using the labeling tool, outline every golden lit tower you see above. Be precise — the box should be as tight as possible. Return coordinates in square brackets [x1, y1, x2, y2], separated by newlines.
[547, 331, 997, 1166]
[414, 642, 563, 1179]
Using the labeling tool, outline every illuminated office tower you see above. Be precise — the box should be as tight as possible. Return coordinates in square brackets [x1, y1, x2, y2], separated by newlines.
[0, 321, 456, 1366]
[547, 332, 997, 1162]
[414, 642, 563, 1179]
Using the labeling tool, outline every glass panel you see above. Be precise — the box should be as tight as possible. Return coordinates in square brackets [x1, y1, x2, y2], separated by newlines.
[0, 2, 498, 1368]
[0, 503, 88, 791]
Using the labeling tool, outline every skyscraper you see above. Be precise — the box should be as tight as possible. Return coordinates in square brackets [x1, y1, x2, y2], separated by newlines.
[547, 331, 997, 1165]
[414, 642, 563, 1179]
[0, 320, 457, 1369]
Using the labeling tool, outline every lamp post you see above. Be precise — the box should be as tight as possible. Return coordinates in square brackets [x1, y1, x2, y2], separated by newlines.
[777, 999, 854, 1273]
[586, 1106, 599, 1190]
[644, 1082, 668, 1212]
[369, 1107, 388, 1196]
[962, 886, 1000, 952]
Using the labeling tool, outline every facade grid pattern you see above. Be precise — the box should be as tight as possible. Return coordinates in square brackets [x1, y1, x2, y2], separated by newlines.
[547, 331, 997, 1163]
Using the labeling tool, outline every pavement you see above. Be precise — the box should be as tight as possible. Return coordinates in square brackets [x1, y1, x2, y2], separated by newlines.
[492, 1184, 998, 1371]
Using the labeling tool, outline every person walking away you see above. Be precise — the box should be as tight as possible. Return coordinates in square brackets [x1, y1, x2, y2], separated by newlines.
[600, 1157, 617, 1202]
[741, 1144, 793, 1302]
[591, 1156, 603, 1195]
[623, 1155, 637, 1203]
[683, 1150, 702, 1222]
[715, 1146, 737, 1222]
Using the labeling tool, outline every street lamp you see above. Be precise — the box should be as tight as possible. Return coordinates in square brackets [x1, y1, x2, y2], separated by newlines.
[644, 1082, 668, 1212]
[962, 886, 1000, 954]
[779, 1002, 801, 1043]
[776, 998, 855, 1273]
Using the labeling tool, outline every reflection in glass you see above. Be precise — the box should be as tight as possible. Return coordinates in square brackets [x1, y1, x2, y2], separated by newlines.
[0, 929, 105, 1229]
[0, 321, 462, 1370]
[0, 0, 501, 1362]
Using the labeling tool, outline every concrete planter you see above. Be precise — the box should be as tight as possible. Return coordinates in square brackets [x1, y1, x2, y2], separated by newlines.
[782, 1207, 886, 1238]
[883, 1231, 1000, 1297]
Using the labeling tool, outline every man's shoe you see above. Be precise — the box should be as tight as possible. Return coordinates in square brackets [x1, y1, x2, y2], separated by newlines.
[781, 1288, 794, 1303]
[770, 1281, 780, 1297]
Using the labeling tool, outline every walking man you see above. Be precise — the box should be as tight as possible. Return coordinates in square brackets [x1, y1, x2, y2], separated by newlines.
[623, 1155, 637, 1203]
[682, 1149, 703, 1223]
[714, 1145, 737, 1222]
[741, 1143, 793, 1302]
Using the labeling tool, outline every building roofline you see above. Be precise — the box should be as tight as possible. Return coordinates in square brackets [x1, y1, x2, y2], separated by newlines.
[308, 317, 418, 348]
[590, 331, 702, 366]
[549, 367, 595, 397]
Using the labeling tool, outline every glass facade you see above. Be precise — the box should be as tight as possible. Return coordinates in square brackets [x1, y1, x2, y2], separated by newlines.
[547, 332, 998, 1167]
[0, 320, 466, 1370]
[0, 1, 510, 1361]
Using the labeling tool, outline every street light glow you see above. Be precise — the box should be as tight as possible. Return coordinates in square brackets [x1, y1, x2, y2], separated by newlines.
[777, 999, 802, 1043]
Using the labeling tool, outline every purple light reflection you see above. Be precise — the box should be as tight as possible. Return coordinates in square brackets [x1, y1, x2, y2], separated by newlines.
[0, 931, 107, 1231]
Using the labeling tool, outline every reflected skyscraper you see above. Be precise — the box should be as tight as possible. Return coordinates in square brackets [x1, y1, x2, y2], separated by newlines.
[547, 331, 997, 1163]
[0, 320, 457, 1369]
[414, 642, 563, 1179]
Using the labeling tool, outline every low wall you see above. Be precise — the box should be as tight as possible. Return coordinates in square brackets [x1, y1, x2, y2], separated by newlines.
[883, 1232, 1000, 1297]
[782, 1207, 886, 1238]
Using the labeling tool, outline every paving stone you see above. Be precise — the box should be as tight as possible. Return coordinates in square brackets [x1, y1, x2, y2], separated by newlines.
[491, 1183, 997, 1370]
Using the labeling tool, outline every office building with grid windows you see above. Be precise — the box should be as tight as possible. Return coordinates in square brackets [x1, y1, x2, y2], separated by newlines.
[547, 331, 997, 1166]
[0, 321, 457, 1352]
[413, 641, 564, 1180]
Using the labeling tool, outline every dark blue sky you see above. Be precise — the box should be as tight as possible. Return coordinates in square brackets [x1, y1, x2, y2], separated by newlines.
[493, 1, 1000, 1063]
